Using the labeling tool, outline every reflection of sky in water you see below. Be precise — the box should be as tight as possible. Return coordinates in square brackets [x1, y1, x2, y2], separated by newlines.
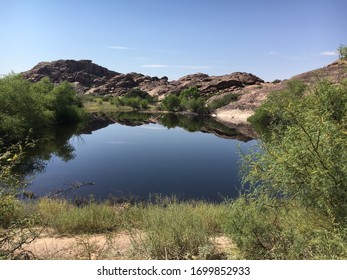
[28, 123, 257, 202]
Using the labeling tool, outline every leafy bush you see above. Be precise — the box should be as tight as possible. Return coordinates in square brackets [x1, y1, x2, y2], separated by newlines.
[125, 88, 153, 102]
[179, 86, 200, 100]
[337, 44, 347, 60]
[161, 87, 208, 114]
[226, 79, 347, 259]
[0, 138, 40, 259]
[0, 74, 85, 141]
[224, 195, 347, 259]
[207, 93, 239, 111]
[48, 81, 85, 124]
[248, 80, 307, 134]
[113, 97, 149, 110]
[161, 94, 180, 111]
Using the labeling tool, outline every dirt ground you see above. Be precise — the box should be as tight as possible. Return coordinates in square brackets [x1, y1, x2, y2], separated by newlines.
[22, 231, 235, 260]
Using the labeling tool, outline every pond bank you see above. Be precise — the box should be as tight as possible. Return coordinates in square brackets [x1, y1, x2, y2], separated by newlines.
[8, 197, 239, 260]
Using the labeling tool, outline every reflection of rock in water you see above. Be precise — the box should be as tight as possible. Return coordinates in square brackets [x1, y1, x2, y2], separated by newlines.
[83, 112, 257, 141]
[81, 113, 115, 134]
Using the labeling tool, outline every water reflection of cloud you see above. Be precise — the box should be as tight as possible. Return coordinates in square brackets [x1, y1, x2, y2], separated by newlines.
[141, 126, 166, 130]
[107, 141, 126, 144]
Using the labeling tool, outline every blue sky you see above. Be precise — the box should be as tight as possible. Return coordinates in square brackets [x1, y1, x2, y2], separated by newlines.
[1, 0, 346, 81]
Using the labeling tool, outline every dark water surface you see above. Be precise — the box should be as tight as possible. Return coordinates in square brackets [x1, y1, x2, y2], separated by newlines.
[25, 114, 256, 202]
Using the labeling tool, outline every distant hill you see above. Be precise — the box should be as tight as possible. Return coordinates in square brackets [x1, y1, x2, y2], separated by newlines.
[22, 59, 263, 97]
[214, 60, 347, 125]
[22, 59, 347, 125]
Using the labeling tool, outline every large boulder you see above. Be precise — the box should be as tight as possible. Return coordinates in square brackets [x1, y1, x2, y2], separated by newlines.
[22, 59, 119, 89]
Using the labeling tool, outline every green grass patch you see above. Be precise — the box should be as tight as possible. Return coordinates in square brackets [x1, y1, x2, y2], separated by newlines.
[25, 196, 230, 259]
[36, 198, 124, 234]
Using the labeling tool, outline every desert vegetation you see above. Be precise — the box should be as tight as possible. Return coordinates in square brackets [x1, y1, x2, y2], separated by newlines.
[160, 86, 208, 114]
[1, 51, 347, 259]
[0, 74, 85, 141]
[232, 78, 347, 259]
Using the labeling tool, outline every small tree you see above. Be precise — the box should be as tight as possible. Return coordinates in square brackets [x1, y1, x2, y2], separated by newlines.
[337, 44, 347, 60]
[161, 94, 180, 111]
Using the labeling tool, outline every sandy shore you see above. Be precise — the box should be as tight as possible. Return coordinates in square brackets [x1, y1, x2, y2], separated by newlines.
[215, 108, 254, 125]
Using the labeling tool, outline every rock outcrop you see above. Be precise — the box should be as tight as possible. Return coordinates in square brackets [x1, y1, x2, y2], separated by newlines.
[22, 59, 118, 88]
[23, 59, 345, 127]
[22, 59, 264, 98]
[214, 59, 347, 125]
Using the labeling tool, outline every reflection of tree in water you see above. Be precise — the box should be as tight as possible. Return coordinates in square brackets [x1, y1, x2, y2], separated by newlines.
[15, 124, 82, 178]
[160, 114, 205, 131]
[158, 113, 252, 140]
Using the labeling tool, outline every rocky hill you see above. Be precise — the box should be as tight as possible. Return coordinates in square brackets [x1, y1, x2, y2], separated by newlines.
[22, 59, 118, 87]
[214, 60, 347, 126]
[22, 59, 347, 126]
[22, 59, 264, 97]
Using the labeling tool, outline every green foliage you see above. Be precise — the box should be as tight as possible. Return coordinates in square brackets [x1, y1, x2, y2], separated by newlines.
[0, 138, 40, 259]
[179, 86, 200, 100]
[160, 94, 181, 111]
[49, 81, 85, 124]
[161, 87, 208, 114]
[138, 204, 210, 259]
[226, 79, 347, 259]
[125, 88, 153, 102]
[112, 96, 149, 110]
[0, 142, 28, 230]
[109, 88, 153, 110]
[36, 198, 121, 234]
[179, 87, 207, 114]
[0, 74, 85, 141]
[20, 195, 230, 259]
[131, 197, 228, 260]
[337, 44, 347, 60]
[248, 79, 307, 134]
[207, 93, 239, 111]
[224, 195, 347, 259]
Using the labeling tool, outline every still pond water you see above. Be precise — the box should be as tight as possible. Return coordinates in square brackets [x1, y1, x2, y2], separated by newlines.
[26, 114, 256, 202]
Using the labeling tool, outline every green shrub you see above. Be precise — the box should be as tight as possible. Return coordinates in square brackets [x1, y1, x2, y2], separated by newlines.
[179, 86, 200, 100]
[337, 44, 347, 60]
[0, 194, 22, 228]
[161, 87, 208, 114]
[224, 195, 347, 259]
[125, 88, 153, 102]
[207, 93, 239, 111]
[248, 79, 307, 134]
[230, 79, 347, 259]
[0, 138, 39, 259]
[0, 74, 85, 141]
[161, 94, 180, 111]
[136, 203, 210, 259]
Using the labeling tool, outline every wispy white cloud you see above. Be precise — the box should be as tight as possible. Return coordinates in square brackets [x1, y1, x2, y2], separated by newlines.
[108, 46, 136, 50]
[267, 51, 279, 55]
[141, 64, 213, 69]
[320, 51, 337, 56]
